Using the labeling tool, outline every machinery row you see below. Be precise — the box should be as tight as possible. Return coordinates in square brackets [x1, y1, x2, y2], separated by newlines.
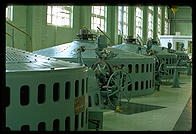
[5, 27, 191, 131]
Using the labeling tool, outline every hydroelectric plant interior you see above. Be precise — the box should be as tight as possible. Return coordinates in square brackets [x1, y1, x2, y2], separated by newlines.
[4, 4, 192, 131]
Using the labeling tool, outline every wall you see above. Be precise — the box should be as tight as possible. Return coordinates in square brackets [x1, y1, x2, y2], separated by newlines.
[6, 5, 81, 51]
[6, 6, 27, 50]
[6, 5, 192, 51]
[169, 6, 192, 35]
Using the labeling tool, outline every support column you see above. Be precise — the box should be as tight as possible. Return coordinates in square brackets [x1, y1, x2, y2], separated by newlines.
[153, 6, 158, 39]
[106, 6, 115, 46]
[79, 6, 91, 29]
[26, 6, 33, 51]
[128, 6, 135, 37]
[161, 6, 165, 35]
[142, 6, 148, 44]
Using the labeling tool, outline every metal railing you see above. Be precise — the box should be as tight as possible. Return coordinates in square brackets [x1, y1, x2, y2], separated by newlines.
[6, 21, 33, 52]
[6, 32, 15, 48]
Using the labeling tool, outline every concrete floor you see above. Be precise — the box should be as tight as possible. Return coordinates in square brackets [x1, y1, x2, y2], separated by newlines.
[99, 73, 192, 131]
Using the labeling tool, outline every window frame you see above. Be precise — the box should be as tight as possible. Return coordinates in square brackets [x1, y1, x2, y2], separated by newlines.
[157, 6, 162, 36]
[147, 6, 154, 39]
[164, 6, 169, 34]
[135, 6, 143, 38]
[91, 6, 106, 32]
[6, 5, 13, 21]
[47, 6, 73, 28]
[118, 6, 129, 36]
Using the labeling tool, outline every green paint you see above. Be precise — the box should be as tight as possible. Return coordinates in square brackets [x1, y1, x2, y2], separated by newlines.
[169, 6, 192, 35]
[5, 5, 192, 51]
[142, 7, 148, 43]
[161, 6, 165, 35]
[128, 6, 135, 37]
[153, 6, 158, 39]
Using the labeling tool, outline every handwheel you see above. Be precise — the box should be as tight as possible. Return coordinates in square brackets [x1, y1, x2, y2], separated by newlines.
[153, 55, 160, 71]
[158, 61, 169, 78]
[103, 70, 132, 109]
[92, 60, 113, 76]
[92, 60, 113, 88]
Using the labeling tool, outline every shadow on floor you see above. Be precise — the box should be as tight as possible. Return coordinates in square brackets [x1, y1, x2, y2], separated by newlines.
[118, 102, 167, 115]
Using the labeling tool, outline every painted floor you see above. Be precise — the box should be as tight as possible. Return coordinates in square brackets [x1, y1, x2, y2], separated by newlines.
[97, 73, 192, 131]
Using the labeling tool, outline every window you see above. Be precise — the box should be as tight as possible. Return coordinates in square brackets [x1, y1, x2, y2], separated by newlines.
[148, 6, 154, 39]
[164, 7, 169, 34]
[135, 6, 143, 38]
[118, 6, 128, 36]
[6, 6, 13, 21]
[47, 6, 73, 27]
[157, 7, 162, 36]
[148, 6, 153, 11]
[91, 6, 106, 32]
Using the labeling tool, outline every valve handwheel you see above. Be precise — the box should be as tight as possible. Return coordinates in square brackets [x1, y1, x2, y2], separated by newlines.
[158, 61, 169, 78]
[92, 60, 113, 88]
[104, 70, 132, 109]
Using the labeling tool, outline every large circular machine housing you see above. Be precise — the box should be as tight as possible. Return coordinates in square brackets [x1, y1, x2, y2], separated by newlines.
[34, 39, 155, 102]
[6, 47, 88, 131]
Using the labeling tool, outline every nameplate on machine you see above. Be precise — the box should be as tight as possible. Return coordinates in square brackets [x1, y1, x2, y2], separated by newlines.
[74, 96, 85, 115]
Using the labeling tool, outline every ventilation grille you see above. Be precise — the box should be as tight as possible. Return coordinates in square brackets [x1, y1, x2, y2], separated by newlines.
[6, 47, 36, 63]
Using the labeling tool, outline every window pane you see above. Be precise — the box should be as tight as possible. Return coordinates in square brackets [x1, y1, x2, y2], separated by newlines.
[47, 15, 51, 23]
[118, 6, 128, 35]
[6, 6, 13, 21]
[101, 9, 104, 16]
[47, 6, 72, 27]
[135, 6, 143, 38]
[91, 6, 105, 31]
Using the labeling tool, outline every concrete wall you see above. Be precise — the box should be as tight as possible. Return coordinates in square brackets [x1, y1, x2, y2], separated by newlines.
[168, 6, 192, 35]
[5, 5, 192, 51]
[6, 5, 81, 51]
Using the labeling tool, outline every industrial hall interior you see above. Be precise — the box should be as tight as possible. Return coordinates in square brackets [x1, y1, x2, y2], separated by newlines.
[4, 4, 192, 131]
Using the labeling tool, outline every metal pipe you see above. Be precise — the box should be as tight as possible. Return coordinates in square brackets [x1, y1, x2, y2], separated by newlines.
[97, 26, 114, 46]
[6, 21, 33, 52]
